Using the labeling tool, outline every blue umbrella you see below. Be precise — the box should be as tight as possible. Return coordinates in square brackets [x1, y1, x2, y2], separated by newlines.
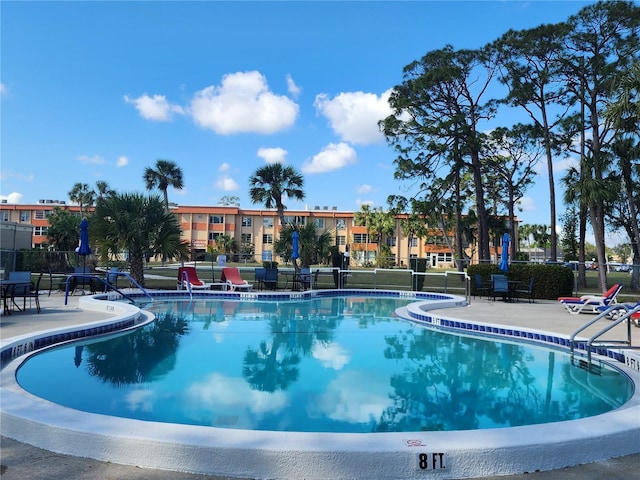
[78, 218, 92, 256]
[499, 232, 510, 272]
[291, 230, 300, 260]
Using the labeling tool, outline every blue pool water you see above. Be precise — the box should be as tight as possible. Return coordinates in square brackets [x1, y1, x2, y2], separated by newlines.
[17, 296, 633, 433]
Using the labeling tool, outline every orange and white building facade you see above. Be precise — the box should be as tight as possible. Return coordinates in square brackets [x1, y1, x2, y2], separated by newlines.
[0, 199, 508, 268]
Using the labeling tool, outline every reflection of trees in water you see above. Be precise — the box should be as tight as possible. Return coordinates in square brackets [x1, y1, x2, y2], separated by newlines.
[243, 299, 343, 393]
[378, 328, 548, 432]
[84, 311, 188, 386]
[346, 297, 407, 328]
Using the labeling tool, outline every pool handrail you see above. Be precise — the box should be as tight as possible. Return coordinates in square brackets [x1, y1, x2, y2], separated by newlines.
[65, 272, 152, 305]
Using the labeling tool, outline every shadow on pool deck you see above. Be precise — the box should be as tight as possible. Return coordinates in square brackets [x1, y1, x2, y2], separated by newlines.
[1, 291, 639, 480]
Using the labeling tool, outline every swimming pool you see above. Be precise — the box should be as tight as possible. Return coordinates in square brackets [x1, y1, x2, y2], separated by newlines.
[1, 290, 639, 479]
[15, 296, 634, 433]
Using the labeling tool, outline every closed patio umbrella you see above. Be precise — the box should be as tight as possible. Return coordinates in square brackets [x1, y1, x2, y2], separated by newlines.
[291, 230, 300, 261]
[77, 218, 91, 269]
[499, 232, 510, 272]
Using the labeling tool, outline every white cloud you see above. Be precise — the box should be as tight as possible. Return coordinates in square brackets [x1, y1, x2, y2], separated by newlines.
[0, 83, 7, 97]
[77, 154, 105, 165]
[314, 89, 393, 145]
[517, 196, 536, 213]
[186, 373, 289, 422]
[301, 142, 358, 174]
[309, 370, 392, 424]
[219, 162, 231, 172]
[286, 74, 301, 98]
[357, 184, 374, 194]
[215, 176, 240, 191]
[190, 71, 299, 134]
[0, 192, 24, 203]
[116, 156, 128, 167]
[0, 170, 34, 182]
[257, 147, 288, 164]
[356, 199, 375, 207]
[124, 93, 185, 121]
[312, 341, 350, 370]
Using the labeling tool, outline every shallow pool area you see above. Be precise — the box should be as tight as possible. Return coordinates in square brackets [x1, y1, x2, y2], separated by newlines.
[1, 289, 639, 479]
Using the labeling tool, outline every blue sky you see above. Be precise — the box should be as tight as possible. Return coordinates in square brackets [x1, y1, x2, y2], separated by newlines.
[2, 1, 595, 227]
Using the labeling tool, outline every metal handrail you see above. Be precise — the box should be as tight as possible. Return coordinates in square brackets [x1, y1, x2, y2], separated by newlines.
[569, 304, 639, 362]
[585, 305, 640, 364]
[65, 273, 152, 305]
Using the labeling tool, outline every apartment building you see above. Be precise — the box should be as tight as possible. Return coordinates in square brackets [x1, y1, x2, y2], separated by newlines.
[0, 199, 500, 268]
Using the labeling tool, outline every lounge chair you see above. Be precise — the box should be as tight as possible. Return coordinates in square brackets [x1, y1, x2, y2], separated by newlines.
[597, 301, 640, 326]
[220, 267, 253, 291]
[558, 283, 623, 314]
[177, 266, 226, 291]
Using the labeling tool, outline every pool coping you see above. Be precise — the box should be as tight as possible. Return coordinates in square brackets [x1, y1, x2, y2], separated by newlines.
[1, 290, 639, 479]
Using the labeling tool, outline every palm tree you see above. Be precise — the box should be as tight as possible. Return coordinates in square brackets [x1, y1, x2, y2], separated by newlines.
[95, 180, 115, 205]
[68, 182, 95, 218]
[143, 159, 184, 209]
[401, 213, 427, 267]
[91, 193, 183, 285]
[249, 163, 305, 228]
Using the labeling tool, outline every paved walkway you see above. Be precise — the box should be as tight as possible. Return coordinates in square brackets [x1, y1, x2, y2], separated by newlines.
[1, 291, 639, 480]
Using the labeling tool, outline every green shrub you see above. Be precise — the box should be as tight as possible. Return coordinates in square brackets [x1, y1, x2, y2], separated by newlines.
[467, 263, 573, 300]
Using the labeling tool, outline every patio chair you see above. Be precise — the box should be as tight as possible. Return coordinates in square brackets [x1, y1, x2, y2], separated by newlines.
[264, 267, 278, 290]
[220, 267, 253, 291]
[254, 267, 266, 291]
[10, 271, 43, 313]
[178, 266, 226, 290]
[491, 274, 510, 302]
[514, 276, 535, 303]
[473, 274, 490, 299]
[105, 267, 120, 290]
[294, 267, 311, 291]
[558, 283, 622, 314]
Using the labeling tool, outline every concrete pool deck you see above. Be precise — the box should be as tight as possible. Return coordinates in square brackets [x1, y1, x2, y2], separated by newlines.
[1, 290, 639, 480]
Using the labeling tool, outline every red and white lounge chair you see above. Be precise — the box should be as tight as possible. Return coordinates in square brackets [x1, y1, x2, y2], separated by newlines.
[220, 267, 253, 291]
[177, 266, 226, 291]
[558, 283, 623, 315]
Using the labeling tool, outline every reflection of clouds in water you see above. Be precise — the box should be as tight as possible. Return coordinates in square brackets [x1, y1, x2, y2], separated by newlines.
[125, 389, 155, 412]
[312, 341, 350, 370]
[310, 370, 392, 423]
[186, 373, 289, 416]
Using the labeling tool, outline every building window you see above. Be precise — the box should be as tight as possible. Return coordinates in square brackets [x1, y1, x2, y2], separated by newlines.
[20, 211, 30, 222]
[409, 237, 418, 248]
[263, 218, 274, 228]
[262, 233, 273, 244]
[34, 226, 48, 236]
[241, 216, 252, 227]
[209, 215, 224, 224]
[353, 233, 371, 243]
[209, 232, 223, 241]
[336, 235, 346, 246]
[0, 212, 8, 222]
[35, 210, 51, 220]
[283, 215, 306, 226]
[336, 219, 346, 230]
[241, 233, 252, 244]
[315, 218, 324, 229]
[437, 252, 453, 262]
[386, 237, 397, 247]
